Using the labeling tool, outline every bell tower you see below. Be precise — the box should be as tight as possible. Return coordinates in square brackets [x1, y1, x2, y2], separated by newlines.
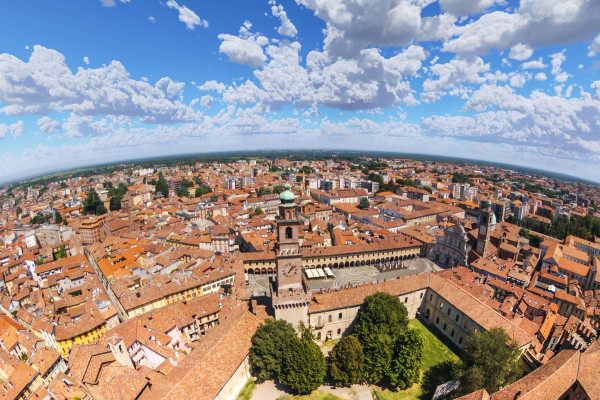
[272, 183, 310, 327]
[476, 199, 495, 256]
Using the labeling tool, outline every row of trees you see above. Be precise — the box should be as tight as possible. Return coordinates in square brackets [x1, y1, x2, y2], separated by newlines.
[250, 291, 524, 398]
[249, 292, 425, 394]
[509, 213, 600, 242]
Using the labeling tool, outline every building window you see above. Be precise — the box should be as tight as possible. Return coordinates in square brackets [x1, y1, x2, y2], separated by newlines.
[440, 302, 444, 309]
[405, 297, 408, 303]
[455, 314, 459, 322]
[285, 227, 293, 239]
[443, 323, 447, 331]
[447, 308, 451, 315]
[337, 328, 341, 335]
[436, 317, 439, 324]
[328, 314, 332, 322]
[451, 330, 455, 337]
[429, 294, 433, 301]
[338, 312, 342, 319]
[459, 337, 463, 345]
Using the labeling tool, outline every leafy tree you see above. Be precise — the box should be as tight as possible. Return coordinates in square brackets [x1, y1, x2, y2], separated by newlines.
[83, 189, 103, 215]
[109, 196, 122, 211]
[389, 328, 424, 390]
[420, 360, 461, 399]
[300, 165, 312, 174]
[358, 197, 370, 210]
[96, 203, 108, 215]
[176, 186, 189, 198]
[280, 323, 326, 395]
[155, 172, 169, 198]
[180, 178, 194, 188]
[194, 185, 212, 197]
[210, 194, 219, 202]
[352, 292, 410, 385]
[361, 332, 394, 384]
[16, 207, 22, 217]
[59, 182, 68, 189]
[353, 292, 408, 343]
[453, 327, 522, 397]
[253, 207, 263, 216]
[529, 234, 542, 248]
[329, 335, 365, 387]
[249, 319, 296, 381]
[54, 212, 63, 224]
[257, 187, 272, 196]
[518, 227, 529, 238]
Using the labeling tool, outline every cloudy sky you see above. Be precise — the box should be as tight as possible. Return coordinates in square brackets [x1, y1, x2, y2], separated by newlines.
[1, 0, 600, 184]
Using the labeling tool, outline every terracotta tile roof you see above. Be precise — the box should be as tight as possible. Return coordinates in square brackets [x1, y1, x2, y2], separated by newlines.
[140, 309, 262, 400]
[31, 346, 61, 376]
[455, 388, 490, 400]
[429, 274, 534, 347]
[490, 348, 579, 400]
[309, 273, 429, 313]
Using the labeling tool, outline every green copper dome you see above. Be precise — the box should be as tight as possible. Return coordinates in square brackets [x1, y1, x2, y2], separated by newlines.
[279, 183, 295, 204]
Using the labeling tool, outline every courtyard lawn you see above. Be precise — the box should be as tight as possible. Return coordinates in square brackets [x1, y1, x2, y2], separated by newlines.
[237, 379, 256, 400]
[372, 319, 460, 400]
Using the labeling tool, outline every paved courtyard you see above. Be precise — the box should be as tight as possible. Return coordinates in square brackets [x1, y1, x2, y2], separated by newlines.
[246, 257, 441, 297]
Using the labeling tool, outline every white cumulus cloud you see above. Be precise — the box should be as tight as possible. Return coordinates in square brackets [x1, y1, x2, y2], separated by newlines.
[0, 121, 24, 138]
[37, 116, 61, 133]
[218, 21, 269, 68]
[271, 3, 297, 37]
[166, 0, 208, 30]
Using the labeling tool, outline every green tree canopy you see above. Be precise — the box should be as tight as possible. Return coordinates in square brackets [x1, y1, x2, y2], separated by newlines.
[257, 186, 272, 196]
[249, 319, 296, 381]
[529, 234, 542, 248]
[360, 332, 394, 384]
[389, 328, 425, 390]
[83, 189, 105, 215]
[155, 172, 169, 198]
[353, 292, 408, 342]
[176, 186, 189, 198]
[280, 324, 326, 395]
[358, 197, 371, 210]
[194, 185, 212, 197]
[351, 292, 414, 386]
[328, 335, 365, 387]
[453, 327, 522, 397]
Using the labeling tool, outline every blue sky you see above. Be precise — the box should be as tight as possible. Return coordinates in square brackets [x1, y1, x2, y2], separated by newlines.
[1, 0, 600, 183]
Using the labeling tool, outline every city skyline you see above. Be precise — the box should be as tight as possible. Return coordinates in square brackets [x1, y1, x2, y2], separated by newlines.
[2, 0, 600, 184]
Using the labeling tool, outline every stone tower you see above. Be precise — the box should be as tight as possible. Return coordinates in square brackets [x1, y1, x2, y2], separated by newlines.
[475, 199, 496, 256]
[272, 183, 310, 328]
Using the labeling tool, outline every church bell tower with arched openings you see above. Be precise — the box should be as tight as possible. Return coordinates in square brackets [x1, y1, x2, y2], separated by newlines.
[272, 183, 310, 327]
